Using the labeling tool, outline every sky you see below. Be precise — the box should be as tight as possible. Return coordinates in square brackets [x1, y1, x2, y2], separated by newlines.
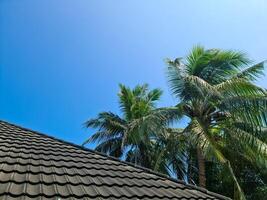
[0, 0, 267, 148]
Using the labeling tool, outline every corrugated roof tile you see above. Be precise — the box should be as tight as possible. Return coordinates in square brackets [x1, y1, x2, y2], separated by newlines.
[0, 120, 231, 199]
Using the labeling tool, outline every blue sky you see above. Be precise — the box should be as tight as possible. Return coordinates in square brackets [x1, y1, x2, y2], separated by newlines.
[1, 0, 266, 148]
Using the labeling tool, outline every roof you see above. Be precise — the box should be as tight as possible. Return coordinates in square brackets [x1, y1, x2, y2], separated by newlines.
[0, 120, 231, 200]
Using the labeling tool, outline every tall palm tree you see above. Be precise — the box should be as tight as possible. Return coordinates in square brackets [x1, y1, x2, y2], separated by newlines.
[83, 84, 182, 169]
[165, 46, 267, 199]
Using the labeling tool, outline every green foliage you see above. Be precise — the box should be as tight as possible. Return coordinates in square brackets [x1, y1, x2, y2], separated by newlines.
[83, 84, 185, 173]
[84, 46, 267, 200]
[165, 46, 267, 199]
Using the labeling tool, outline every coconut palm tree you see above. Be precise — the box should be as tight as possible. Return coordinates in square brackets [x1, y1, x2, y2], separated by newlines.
[83, 84, 183, 170]
[165, 46, 267, 199]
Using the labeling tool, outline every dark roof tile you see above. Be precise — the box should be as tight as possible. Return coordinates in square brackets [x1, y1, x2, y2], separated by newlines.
[0, 120, 231, 200]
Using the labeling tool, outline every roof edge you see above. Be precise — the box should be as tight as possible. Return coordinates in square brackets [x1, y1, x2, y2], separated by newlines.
[0, 119, 231, 200]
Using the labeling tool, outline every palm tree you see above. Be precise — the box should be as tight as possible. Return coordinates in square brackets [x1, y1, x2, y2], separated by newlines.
[83, 84, 180, 169]
[165, 46, 267, 199]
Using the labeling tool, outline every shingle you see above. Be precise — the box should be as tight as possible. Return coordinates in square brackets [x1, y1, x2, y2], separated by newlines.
[0, 120, 231, 200]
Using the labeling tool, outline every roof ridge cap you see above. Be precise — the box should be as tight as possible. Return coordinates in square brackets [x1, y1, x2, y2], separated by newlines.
[0, 120, 231, 200]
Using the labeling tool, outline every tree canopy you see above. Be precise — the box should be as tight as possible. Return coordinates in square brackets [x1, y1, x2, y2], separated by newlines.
[84, 46, 267, 200]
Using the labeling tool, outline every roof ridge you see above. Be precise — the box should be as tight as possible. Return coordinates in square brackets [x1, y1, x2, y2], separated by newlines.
[0, 120, 231, 200]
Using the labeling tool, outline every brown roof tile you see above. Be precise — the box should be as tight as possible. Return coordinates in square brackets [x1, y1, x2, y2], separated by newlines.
[0, 120, 231, 200]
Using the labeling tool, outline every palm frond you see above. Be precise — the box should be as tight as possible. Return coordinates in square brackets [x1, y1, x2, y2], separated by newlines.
[94, 137, 123, 158]
[233, 122, 267, 142]
[82, 131, 114, 146]
[146, 88, 163, 104]
[153, 128, 185, 171]
[167, 60, 220, 100]
[188, 120, 246, 199]
[225, 127, 267, 164]
[220, 96, 267, 127]
[118, 84, 135, 120]
[215, 78, 266, 97]
[186, 45, 206, 75]
[185, 47, 251, 84]
[234, 61, 266, 81]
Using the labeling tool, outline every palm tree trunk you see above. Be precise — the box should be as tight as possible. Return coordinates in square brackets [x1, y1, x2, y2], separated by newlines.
[197, 148, 206, 188]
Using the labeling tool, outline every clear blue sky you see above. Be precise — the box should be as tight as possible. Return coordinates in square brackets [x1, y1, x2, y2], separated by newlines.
[1, 0, 266, 148]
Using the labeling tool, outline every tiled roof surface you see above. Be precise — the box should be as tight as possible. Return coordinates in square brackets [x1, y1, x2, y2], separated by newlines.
[0, 120, 231, 200]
